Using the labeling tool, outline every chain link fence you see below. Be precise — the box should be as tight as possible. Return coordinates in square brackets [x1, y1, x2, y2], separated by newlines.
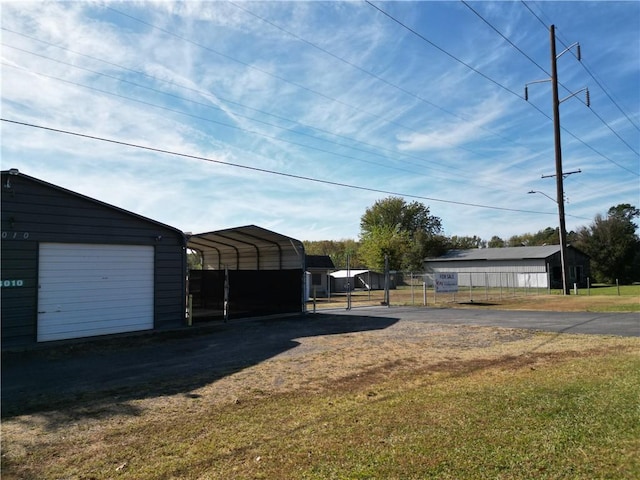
[307, 270, 551, 311]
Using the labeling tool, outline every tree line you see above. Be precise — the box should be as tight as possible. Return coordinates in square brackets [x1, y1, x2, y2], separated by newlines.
[303, 197, 640, 284]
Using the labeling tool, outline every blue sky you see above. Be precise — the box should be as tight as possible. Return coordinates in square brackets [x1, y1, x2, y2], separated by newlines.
[2, 1, 638, 242]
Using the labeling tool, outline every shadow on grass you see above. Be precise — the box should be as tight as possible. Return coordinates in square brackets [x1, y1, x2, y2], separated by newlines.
[1, 314, 398, 423]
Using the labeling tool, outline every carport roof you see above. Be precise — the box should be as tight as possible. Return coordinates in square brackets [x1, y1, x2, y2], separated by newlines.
[187, 224, 305, 270]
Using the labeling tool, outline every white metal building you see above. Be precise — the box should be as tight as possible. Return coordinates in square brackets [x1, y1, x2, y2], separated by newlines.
[424, 245, 590, 289]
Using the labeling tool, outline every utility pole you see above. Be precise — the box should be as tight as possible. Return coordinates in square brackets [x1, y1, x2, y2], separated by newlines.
[550, 24, 570, 296]
[525, 24, 589, 296]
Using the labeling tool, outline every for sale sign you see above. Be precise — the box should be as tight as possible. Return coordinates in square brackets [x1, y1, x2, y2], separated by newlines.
[435, 273, 458, 293]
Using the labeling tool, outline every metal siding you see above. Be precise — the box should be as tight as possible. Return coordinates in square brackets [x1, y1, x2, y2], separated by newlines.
[154, 244, 186, 330]
[37, 243, 155, 342]
[0, 241, 38, 346]
[2, 172, 187, 346]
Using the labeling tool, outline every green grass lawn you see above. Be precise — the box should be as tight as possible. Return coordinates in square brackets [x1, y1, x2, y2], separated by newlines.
[13, 347, 638, 480]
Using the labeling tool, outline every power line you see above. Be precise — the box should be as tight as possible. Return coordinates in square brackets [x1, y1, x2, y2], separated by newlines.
[104, 6, 638, 178]
[461, 1, 549, 76]
[0, 60, 439, 180]
[465, 1, 639, 158]
[4, 56, 522, 194]
[229, 0, 528, 154]
[365, 0, 523, 99]
[2, 117, 572, 218]
[368, 0, 639, 176]
[1, 33, 512, 188]
[104, 6, 433, 142]
[98, 8, 545, 177]
[521, 1, 640, 134]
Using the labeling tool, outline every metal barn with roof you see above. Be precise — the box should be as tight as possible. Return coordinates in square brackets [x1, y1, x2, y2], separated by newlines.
[424, 245, 590, 289]
[187, 225, 306, 321]
[1, 170, 187, 348]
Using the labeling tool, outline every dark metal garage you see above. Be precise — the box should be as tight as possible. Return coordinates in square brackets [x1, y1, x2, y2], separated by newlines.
[187, 225, 306, 321]
[1, 169, 187, 348]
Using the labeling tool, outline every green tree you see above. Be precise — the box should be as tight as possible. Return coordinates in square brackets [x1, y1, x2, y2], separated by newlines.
[359, 197, 442, 271]
[359, 224, 409, 271]
[574, 204, 640, 283]
[187, 249, 202, 270]
[488, 235, 505, 248]
[303, 239, 363, 269]
[449, 235, 486, 249]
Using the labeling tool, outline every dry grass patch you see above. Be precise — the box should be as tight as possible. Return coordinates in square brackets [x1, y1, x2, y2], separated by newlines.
[2, 325, 639, 479]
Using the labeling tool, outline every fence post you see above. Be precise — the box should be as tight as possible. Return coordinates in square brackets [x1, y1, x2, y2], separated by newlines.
[423, 280, 427, 306]
[485, 272, 488, 301]
[617, 279, 620, 296]
[587, 277, 590, 296]
[411, 272, 415, 305]
[346, 254, 351, 310]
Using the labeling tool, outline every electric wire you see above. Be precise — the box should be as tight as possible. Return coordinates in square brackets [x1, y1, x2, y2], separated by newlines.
[2, 54, 521, 194]
[1, 60, 446, 181]
[101, 7, 541, 175]
[229, 0, 527, 154]
[0, 31, 514, 188]
[365, 0, 524, 99]
[4, 1, 637, 215]
[461, 1, 549, 76]
[463, 1, 640, 160]
[2, 117, 577, 218]
[107, 5, 638, 176]
[366, 0, 638, 176]
[521, 1, 640, 135]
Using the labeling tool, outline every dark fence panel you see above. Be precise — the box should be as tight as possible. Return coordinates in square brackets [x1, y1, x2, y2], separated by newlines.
[190, 269, 303, 321]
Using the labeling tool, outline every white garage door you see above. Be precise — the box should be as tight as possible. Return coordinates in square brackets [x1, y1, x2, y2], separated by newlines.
[38, 243, 154, 342]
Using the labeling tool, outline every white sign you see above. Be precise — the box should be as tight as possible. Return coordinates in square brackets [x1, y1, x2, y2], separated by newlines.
[435, 273, 458, 293]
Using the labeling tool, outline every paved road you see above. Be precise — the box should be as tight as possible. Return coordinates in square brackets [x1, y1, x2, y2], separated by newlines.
[2, 307, 637, 417]
[328, 305, 640, 337]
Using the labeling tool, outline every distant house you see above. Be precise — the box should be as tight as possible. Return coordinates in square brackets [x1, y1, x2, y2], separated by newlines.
[329, 269, 392, 292]
[424, 245, 590, 289]
[305, 255, 335, 297]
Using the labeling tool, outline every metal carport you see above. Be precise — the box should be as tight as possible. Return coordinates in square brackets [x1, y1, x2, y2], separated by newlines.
[187, 225, 305, 321]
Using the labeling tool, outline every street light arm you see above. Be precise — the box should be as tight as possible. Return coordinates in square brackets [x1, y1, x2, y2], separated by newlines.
[528, 190, 557, 204]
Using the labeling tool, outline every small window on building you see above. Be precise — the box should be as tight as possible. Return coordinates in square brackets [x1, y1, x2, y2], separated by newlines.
[312, 273, 322, 285]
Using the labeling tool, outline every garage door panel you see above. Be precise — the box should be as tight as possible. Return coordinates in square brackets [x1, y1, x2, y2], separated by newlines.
[38, 321, 153, 342]
[38, 243, 154, 342]
[38, 301, 154, 317]
[38, 285, 153, 303]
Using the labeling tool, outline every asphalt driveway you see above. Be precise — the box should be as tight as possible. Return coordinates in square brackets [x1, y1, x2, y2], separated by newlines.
[332, 305, 640, 336]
